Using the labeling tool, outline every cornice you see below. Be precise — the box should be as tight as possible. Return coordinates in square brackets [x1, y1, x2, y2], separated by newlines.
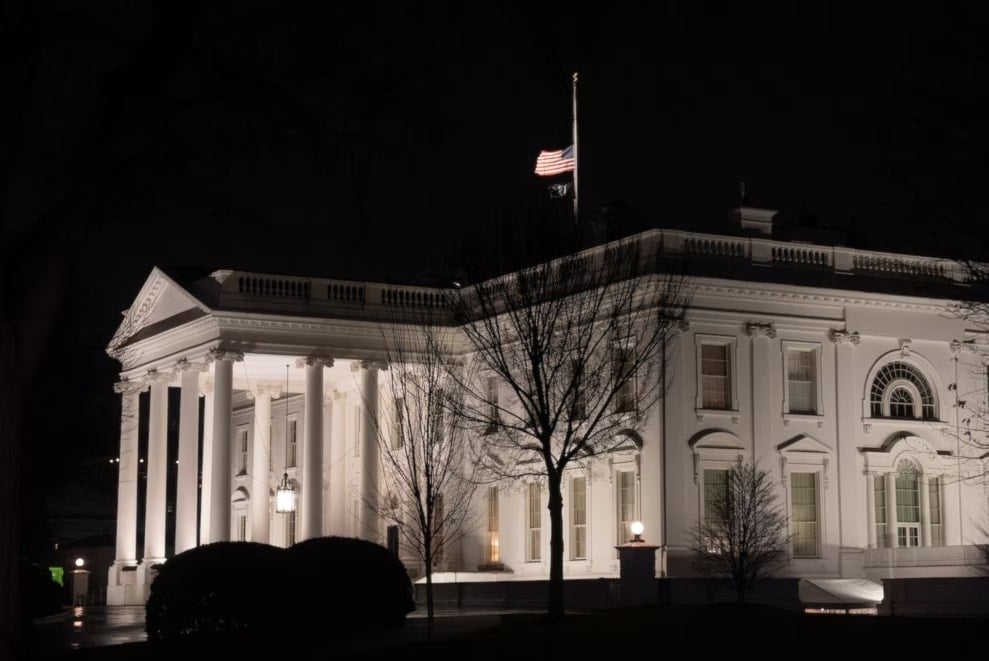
[691, 281, 953, 314]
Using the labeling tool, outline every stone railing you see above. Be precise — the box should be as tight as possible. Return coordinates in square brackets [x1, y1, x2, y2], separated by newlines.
[213, 229, 969, 320]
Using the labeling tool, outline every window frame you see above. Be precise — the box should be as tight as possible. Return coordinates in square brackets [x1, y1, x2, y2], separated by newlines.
[695, 334, 738, 412]
[789, 471, 820, 558]
[782, 341, 823, 417]
[612, 339, 637, 414]
[526, 482, 542, 563]
[569, 475, 588, 560]
[236, 425, 250, 475]
[286, 415, 298, 468]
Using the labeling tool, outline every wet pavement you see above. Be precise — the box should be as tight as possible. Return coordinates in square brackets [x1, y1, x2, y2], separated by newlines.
[29, 603, 541, 657]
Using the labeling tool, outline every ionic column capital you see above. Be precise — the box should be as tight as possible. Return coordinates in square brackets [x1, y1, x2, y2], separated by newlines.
[206, 348, 245, 364]
[828, 328, 860, 345]
[247, 383, 284, 400]
[113, 378, 148, 395]
[351, 360, 387, 372]
[296, 355, 334, 369]
[173, 358, 209, 373]
[745, 322, 776, 339]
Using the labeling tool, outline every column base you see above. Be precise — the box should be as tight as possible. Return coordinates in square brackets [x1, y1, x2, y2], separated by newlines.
[106, 560, 143, 605]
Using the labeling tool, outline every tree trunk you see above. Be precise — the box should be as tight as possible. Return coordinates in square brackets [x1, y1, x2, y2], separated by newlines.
[0, 322, 22, 659]
[547, 470, 565, 621]
[423, 534, 435, 638]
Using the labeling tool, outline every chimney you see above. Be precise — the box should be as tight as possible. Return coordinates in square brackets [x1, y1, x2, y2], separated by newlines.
[734, 206, 778, 236]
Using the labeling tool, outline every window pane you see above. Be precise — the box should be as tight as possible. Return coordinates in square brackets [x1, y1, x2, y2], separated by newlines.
[895, 471, 920, 523]
[571, 477, 587, 559]
[787, 349, 817, 413]
[701, 344, 730, 409]
[929, 477, 943, 547]
[790, 473, 818, 557]
[874, 475, 887, 548]
[617, 471, 636, 544]
[704, 469, 729, 526]
[528, 483, 541, 561]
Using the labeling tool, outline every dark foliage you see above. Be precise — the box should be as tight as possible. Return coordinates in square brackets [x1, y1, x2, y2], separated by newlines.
[19, 560, 63, 621]
[145, 537, 415, 645]
[285, 536, 416, 637]
[145, 542, 285, 643]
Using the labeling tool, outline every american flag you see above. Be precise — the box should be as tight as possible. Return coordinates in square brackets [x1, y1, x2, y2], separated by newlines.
[534, 145, 575, 177]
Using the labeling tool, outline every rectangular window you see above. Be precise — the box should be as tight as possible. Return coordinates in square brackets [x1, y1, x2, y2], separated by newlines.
[429, 390, 445, 444]
[617, 470, 636, 544]
[287, 510, 296, 546]
[487, 487, 500, 563]
[570, 476, 587, 560]
[238, 428, 249, 474]
[392, 398, 405, 450]
[929, 477, 943, 547]
[874, 476, 887, 548]
[286, 418, 298, 468]
[790, 473, 819, 557]
[354, 406, 361, 457]
[787, 348, 818, 414]
[703, 469, 729, 526]
[896, 472, 920, 523]
[238, 514, 247, 542]
[527, 483, 541, 562]
[701, 344, 731, 409]
[613, 344, 636, 413]
[386, 525, 400, 556]
[571, 360, 587, 421]
[485, 376, 500, 433]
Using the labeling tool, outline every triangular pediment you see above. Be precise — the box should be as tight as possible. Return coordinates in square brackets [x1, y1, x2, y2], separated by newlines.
[778, 434, 832, 457]
[107, 267, 210, 355]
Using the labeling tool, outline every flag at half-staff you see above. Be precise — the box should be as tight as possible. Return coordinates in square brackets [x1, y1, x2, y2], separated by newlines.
[533, 73, 580, 223]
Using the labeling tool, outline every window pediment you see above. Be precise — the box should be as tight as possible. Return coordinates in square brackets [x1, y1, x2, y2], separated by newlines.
[861, 433, 951, 473]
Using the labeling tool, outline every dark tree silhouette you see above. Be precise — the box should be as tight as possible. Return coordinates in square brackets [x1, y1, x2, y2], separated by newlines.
[688, 461, 790, 604]
[449, 237, 688, 620]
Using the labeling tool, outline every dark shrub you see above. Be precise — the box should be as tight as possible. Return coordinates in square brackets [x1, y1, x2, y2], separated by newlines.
[146, 541, 286, 643]
[285, 536, 415, 638]
[20, 560, 64, 620]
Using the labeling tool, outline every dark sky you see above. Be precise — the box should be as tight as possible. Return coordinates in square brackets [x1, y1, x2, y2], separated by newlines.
[5, 1, 989, 554]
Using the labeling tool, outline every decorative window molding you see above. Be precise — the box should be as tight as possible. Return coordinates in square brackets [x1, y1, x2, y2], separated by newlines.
[695, 334, 739, 413]
[863, 352, 944, 422]
[778, 435, 832, 559]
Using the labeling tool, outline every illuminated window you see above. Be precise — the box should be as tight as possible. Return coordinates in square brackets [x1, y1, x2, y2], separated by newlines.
[703, 468, 729, 527]
[393, 398, 405, 450]
[286, 418, 298, 468]
[527, 482, 541, 562]
[785, 346, 819, 414]
[895, 462, 920, 548]
[790, 473, 819, 557]
[570, 476, 587, 560]
[929, 477, 943, 547]
[433, 494, 445, 564]
[700, 343, 732, 410]
[616, 470, 636, 544]
[487, 487, 500, 563]
[287, 510, 296, 546]
[869, 362, 937, 420]
[874, 476, 887, 548]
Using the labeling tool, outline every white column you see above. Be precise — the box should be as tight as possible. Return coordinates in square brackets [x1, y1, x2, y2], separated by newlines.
[920, 473, 931, 547]
[175, 362, 203, 555]
[112, 380, 145, 564]
[865, 473, 876, 549]
[359, 361, 383, 542]
[198, 378, 214, 544]
[328, 391, 348, 535]
[250, 385, 280, 543]
[322, 394, 333, 535]
[143, 371, 171, 562]
[885, 472, 898, 548]
[208, 349, 243, 542]
[300, 357, 331, 540]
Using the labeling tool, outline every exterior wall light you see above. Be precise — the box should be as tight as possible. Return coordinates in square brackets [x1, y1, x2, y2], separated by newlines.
[276, 472, 296, 513]
[630, 521, 645, 543]
[74, 557, 85, 568]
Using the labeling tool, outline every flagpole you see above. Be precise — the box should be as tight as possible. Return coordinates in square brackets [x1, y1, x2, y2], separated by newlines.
[571, 72, 579, 227]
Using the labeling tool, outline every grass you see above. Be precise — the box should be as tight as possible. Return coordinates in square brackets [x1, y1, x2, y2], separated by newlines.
[50, 604, 988, 660]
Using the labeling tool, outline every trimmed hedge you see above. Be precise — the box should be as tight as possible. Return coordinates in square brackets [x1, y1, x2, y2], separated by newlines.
[146, 537, 415, 644]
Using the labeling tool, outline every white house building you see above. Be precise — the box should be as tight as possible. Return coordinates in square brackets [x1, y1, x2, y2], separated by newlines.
[105, 207, 989, 605]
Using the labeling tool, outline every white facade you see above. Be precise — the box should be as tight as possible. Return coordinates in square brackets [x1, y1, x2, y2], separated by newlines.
[105, 215, 989, 605]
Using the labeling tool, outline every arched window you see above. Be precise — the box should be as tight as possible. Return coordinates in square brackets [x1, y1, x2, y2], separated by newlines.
[894, 459, 921, 547]
[869, 362, 937, 420]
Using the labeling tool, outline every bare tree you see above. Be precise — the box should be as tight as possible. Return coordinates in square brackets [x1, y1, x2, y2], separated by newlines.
[448, 237, 689, 620]
[688, 461, 790, 604]
[364, 309, 479, 628]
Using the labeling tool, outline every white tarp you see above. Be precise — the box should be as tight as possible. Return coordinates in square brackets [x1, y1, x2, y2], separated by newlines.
[799, 578, 884, 606]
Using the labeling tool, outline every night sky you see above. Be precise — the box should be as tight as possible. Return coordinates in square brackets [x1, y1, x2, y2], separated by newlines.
[5, 2, 989, 555]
